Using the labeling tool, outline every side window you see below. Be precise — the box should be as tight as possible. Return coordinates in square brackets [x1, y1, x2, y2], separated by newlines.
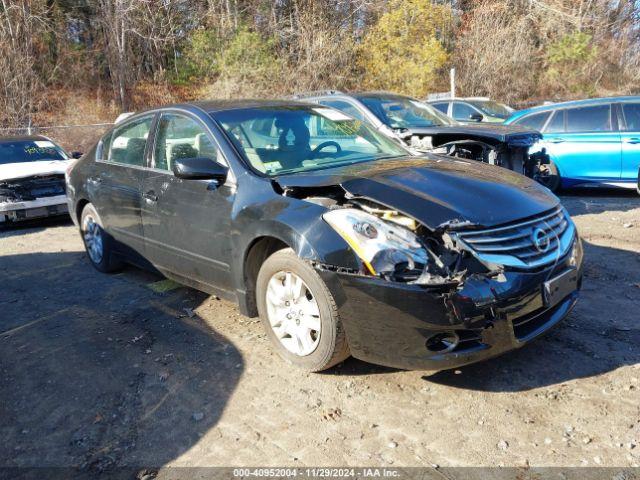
[108, 116, 153, 166]
[514, 112, 550, 131]
[318, 100, 366, 122]
[621, 103, 640, 131]
[545, 110, 565, 133]
[431, 102, 449, 114]
[566, 105, 611, 133]
[452, 102, 477, 120]
[96, 130, 113, 161]
[153, 114, 218, 171]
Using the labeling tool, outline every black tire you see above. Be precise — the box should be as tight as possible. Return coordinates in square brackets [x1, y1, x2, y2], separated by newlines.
[80, 203, 123, 273]
[256, 248, 350, 372]
[537, 161, 561, 193]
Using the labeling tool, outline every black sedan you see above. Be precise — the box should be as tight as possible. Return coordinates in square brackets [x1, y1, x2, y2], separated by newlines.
[66, 100, 583, 372]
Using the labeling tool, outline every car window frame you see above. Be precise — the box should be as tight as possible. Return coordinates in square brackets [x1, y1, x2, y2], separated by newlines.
[563, 103, 614, 134]
[618, 101, 640, 132]
[96, 113, 156, 170]
[452, 101, 481, 120]
[431, 102, 450, 115]
[150, 111, 223, 173]
[512, 111, 552, 131]
[543, 110, 566, 134]
[316, 99, 367, 123]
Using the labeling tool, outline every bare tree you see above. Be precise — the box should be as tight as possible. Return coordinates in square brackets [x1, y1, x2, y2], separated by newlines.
[0, 0, 50, 127]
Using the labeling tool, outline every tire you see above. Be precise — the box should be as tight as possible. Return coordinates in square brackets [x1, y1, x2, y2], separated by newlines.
[256, 248, 350, 372]
[537, 160, 561, 193]
[80, 203, 123, 273]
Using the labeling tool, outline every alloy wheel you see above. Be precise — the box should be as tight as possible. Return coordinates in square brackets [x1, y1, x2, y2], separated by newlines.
[83, 215, 104, 264]
[265, 270, 321, 356]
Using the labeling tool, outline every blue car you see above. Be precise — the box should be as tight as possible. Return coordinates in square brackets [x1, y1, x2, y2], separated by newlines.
[505, 97, 640, 192]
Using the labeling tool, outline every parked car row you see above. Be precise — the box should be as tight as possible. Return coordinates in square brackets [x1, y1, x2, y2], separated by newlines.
[61, 99, 584, 372]
[294, 91, 552, 184]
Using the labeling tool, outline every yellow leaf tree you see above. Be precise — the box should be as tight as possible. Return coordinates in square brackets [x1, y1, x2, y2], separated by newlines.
[359, 0, 451, 97]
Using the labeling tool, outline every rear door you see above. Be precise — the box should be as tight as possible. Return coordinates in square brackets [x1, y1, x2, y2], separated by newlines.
[140, 111, 235, 293]
[619, 101, 640, 183]
[541, 104, 621, 183]
[92, 114, 155, 255]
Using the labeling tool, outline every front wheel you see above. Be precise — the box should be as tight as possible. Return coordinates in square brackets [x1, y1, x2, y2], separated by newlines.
[80, 203, 123, 273]
[256, 248, 350, 372]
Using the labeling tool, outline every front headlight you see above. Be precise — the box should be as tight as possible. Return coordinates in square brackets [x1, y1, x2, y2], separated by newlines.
[322, 208, 428, 276]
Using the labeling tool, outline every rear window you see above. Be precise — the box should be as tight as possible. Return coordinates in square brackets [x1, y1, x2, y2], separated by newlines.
[0, 139, 68, 165]
[566, 105, 611, 132]
[514, 112, 550, 131]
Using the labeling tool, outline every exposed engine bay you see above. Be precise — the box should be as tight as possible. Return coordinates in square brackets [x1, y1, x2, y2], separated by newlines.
[397, 130, 550, 181]
[0, 174, 68, 223]
[0, 174, 66, 203]
[285, 187, 494, 288]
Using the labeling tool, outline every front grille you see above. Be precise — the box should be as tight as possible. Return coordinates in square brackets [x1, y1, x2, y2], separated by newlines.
[452, 207, 575, 269]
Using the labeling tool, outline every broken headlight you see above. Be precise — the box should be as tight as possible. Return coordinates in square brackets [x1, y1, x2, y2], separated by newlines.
[323, 208, 428, 277]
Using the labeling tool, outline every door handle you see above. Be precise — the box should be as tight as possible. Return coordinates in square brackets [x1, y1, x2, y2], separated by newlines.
[143, 191, 158, 203]
[624, 138, 640, 144]
[548, 138, 565, 144]
[87, 177, 102, 185]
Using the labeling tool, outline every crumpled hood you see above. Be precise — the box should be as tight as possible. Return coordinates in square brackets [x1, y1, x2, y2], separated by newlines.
[397, 123, 542, 146]
[0, 160, 70, 182]
[275, 156, 559, 230]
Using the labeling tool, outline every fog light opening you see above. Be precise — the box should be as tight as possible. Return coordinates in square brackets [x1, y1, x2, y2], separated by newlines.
[425, 332, 460, 353]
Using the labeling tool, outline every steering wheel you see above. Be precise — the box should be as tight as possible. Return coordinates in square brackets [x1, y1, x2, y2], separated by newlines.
[310, 141, 342, 158]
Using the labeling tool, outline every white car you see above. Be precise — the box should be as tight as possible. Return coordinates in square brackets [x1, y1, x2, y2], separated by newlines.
[0, 135, 79, 223]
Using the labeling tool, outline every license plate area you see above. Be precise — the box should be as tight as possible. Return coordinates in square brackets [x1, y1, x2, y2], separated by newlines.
[543, 268, 578, 308]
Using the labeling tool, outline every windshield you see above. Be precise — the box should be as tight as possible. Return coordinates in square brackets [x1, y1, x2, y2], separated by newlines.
[0, 139, 68, 165]
[213, 106, 409, 176]
[468, 100, 513, 119]
[358, 96, 457, 129]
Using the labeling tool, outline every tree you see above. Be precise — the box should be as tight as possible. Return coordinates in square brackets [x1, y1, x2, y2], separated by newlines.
[358, 0, 451, 97]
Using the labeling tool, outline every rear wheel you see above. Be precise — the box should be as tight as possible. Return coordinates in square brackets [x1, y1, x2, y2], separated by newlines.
[80, 203, 123, 273]
[256, 248, 350, 372]
[536, 161, 561, 192]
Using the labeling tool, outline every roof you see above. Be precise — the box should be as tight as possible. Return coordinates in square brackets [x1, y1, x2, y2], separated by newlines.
[191, 98, 318, 112]
[506, 95, 640, 123]
[427, 97, 493, 102]
[0, 134, 50, 143]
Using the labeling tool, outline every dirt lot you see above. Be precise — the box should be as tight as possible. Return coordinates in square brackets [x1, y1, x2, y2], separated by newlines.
[1, 190, 639, 475]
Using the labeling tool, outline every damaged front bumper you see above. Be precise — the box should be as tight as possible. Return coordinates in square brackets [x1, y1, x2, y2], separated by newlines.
[317, 244, 583, 371]
[0, 194, 69, 223]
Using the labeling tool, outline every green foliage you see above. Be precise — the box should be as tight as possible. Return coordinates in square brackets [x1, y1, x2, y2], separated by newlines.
[358, 0, 450, 96]
[218, 27, 280, 80]
[173, 26, 279, 86]
[173, 28, 223, 84]
[544, 32, 598, 95]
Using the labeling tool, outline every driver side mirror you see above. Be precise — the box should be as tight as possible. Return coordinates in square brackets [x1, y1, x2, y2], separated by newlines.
[469, 113, 484, 122]
[71, 151, 83, 159]
[172, 157, 228, 183]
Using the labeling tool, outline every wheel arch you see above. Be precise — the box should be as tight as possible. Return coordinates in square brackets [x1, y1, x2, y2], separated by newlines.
[241, 236, 292, 317]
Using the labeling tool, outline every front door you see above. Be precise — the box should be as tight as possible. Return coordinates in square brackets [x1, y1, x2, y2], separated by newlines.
[541, 104, 621, 183]
[141, 112, 235, 294]
[92, 114, 155, 256]
[619, 101, 640, 184]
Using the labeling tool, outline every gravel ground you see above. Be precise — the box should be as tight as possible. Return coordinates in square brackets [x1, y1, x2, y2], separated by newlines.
[0, 190, 639, 475]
